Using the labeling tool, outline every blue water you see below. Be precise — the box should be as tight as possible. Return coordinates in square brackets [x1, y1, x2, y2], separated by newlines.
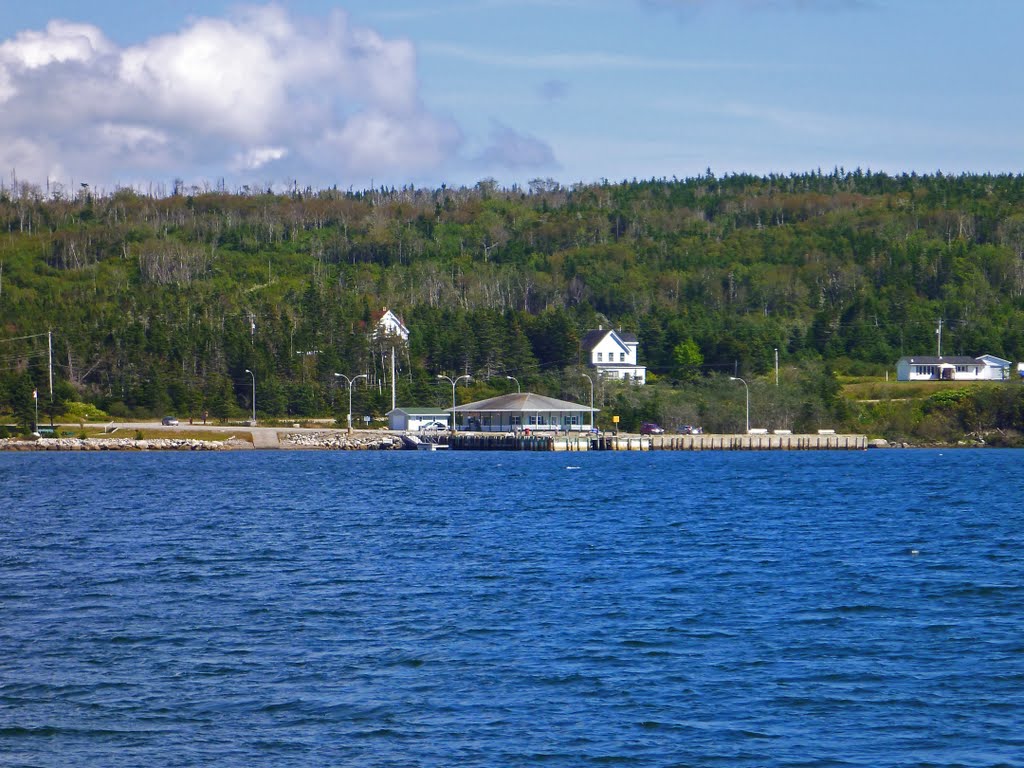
[2, 449, 1023, 767]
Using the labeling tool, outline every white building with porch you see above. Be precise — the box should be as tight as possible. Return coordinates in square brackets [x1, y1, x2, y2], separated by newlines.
[450, 392, 597, 432]
[580, 327, 647, 384]
[896, 354, 1011, 381]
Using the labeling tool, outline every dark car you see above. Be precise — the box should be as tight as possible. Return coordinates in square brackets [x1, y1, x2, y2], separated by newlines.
[640, 422, 665, 435]
[161, 416, 179, 426]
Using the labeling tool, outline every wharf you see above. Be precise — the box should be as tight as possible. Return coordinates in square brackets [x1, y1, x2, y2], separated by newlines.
[450, 432, 866, 452]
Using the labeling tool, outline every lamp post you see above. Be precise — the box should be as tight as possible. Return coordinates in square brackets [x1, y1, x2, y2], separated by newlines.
[506, 375, 521, 393]
[334, 373, 367, 434]
[729, 376, 749, 434]
[438, 374, 471, 434]
[580, 372, 594, 431]
[244, 369, 256, 424]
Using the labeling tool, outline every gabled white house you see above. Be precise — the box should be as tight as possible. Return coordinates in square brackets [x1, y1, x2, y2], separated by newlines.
[580, 327, 647, 384]
[372, 308, 409, 342]
[896, 354, 1011, 381]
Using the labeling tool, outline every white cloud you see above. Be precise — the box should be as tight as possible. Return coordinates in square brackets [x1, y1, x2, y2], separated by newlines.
[323, 110, 461, 175]
[0, 20, 113, 70]
[233, 146, 289, 171]
[0, 5, 463, 189]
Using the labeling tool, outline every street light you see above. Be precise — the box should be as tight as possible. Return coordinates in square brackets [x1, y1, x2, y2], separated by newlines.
[334, 373, 368, 434]
[244, 369, 256, 424]
[506, 375, 521, 393]
[730, 376, 749, 434]
[580, 373, 594, 431]
[438, 374, 471, 433]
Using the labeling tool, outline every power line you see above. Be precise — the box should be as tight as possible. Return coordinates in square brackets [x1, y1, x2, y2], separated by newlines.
[0, 332, 50, 344]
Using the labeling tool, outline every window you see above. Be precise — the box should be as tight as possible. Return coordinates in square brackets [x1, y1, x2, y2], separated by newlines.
[597, 352, 603, 362]
[510, 416, 521, 426]
[564, 415, 579, 425]
[528, 415, 538, 425]
[620, 352, 626, 362]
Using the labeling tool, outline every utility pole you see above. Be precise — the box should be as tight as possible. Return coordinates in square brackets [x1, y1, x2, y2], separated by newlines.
[48, 330, 53, 427]
[936, 318, 943, 357]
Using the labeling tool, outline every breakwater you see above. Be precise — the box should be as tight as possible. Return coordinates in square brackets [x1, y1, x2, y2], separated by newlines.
[0, 436, 236, 451]
[451, 432, 867, 451]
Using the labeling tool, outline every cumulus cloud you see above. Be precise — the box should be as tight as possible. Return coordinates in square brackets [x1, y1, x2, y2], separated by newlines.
[0, 6, 461, 189]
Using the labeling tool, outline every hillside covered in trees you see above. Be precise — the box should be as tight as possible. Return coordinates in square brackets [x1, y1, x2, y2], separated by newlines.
[2, 170, 1024, 434]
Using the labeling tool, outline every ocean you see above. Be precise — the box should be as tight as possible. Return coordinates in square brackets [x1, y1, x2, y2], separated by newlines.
[2, 449, 1022, 767]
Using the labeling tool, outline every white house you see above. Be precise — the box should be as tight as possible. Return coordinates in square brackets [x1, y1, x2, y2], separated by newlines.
[387, 407, 450, 431]
[451, 392, 597, 432]
[896, 354, 1011, 381]
[372, 308, 409, 342]
[580, 327, 647, 384]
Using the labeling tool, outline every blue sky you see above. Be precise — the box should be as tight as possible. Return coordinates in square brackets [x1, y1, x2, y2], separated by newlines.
[1, 1, 1021, 193]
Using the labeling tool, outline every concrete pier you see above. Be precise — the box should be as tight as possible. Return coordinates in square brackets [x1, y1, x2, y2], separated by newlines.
[450, 432, 866, 452]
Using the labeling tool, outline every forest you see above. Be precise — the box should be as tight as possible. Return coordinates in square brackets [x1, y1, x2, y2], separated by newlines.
[2, 169, 1024, 439]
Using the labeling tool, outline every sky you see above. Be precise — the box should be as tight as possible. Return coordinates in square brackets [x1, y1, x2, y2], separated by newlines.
[1, 0, 1022, 194]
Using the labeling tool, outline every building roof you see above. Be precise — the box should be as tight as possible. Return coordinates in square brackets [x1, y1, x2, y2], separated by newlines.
[580, 328, 637, 352]
[898, 356, 982, 365]
[387, 407, 449, 416]
[451, 392, 596, 413]
[976, 354, 1012, 366]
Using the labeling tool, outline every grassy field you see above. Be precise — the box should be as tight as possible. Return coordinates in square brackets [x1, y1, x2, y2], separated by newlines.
[66, 427, 249, 442]
[841, 378, 1015, 401]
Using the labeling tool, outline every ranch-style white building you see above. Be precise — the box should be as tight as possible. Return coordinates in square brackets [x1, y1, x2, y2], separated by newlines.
[896, 354, 1011, 381]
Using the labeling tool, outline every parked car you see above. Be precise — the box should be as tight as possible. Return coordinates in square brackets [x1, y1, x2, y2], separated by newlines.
[418, 420, 447, 431]
[161, 416, 179, 426]
[640, 422, 665, 435]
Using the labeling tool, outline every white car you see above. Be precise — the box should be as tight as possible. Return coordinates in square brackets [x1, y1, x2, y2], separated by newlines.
[418, 420, 448, 431]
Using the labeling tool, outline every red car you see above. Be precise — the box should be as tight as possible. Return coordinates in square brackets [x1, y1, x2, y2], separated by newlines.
[640, 422, 665, 435]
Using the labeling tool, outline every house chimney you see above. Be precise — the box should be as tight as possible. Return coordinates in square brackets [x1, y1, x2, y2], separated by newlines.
[598, 324, 603, 331]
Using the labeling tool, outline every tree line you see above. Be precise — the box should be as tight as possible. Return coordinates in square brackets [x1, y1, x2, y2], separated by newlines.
[1, 169, 1023, 431]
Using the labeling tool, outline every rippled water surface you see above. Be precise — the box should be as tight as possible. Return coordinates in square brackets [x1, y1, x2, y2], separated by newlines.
[2, 449, 1023, 767]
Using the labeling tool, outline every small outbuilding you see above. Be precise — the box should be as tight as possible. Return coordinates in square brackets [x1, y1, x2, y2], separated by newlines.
[387, 407, 450, 431]
[450, 392, 597, 432]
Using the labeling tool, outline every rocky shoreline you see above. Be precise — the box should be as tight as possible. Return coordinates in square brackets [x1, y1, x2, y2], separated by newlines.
[0, 431, 407, 451]
[282, 431, 404, 450]
[0, 436, 240, 451]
